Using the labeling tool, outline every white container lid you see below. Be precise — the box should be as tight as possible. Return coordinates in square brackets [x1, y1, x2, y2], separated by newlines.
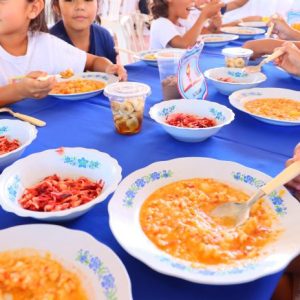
[104, 82, 151, 99]
[222, 47, 253, 57]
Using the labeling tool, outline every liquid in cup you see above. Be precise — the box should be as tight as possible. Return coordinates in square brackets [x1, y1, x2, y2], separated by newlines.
[157, 49, 185, 100]
[104, 82, 151, 135]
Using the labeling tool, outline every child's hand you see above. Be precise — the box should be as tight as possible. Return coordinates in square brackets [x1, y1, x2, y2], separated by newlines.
[201, 1, 224, 20]
[286, 143, 300, 199]
[16, 71, 56, 99]
[274, 42, 300, 76]
[268, 15, 293, 40]
[105, 64, 127, 81]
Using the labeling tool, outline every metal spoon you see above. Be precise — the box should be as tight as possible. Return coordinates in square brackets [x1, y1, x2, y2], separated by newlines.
[211, 160, 300, 227]
[0, 107, 46, 127]
[242, 48, 284, 73]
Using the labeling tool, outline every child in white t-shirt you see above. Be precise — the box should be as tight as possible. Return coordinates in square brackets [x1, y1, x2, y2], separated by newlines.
[149, 0, 224, 49]
[0, 0, 127, 106]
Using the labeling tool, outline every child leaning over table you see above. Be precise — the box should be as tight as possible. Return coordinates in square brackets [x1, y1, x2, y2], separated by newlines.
[149, 0, 224, 49]
[50, 0, 117, 63]
[0, 0, 127, 107]
[272, 143, 300, 300]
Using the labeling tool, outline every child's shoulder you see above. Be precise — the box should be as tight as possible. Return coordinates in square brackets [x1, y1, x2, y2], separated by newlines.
[91, 23, 113, 39]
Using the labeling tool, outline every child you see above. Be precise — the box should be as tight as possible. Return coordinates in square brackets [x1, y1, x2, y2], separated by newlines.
[50, 0, 117, 63]
[149, 0, 224, 49]
[0, 0, 126, 107]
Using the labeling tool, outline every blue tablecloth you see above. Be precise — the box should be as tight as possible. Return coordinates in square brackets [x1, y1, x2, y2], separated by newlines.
[0, 47, 299, 300]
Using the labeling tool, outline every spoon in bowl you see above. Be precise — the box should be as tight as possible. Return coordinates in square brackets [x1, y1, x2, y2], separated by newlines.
[242, 48, 284, 74]
[211, 160, 300, 227]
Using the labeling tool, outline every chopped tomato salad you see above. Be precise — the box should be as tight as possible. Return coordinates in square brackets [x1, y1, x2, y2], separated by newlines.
[19, 174, 104, 212]
[0, 135, 21, 155]
[165, 113, 216, 128]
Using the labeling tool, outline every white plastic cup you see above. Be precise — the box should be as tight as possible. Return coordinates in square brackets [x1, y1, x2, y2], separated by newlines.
[104, 82, 151, 135]
[156, 49, 185, 100]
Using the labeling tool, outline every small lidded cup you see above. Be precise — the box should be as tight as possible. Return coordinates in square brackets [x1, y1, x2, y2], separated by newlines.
[222, 47, 253, 68]
[104, 82, 151, 135]
[156, 49, 185, 101]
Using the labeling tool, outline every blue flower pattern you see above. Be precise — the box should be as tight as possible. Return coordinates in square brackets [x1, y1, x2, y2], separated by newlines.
[0, 126, 8, 135]
[76, 249, 117, 300]
[159, 255, 274, 276]
[209, 108, 225, 121]
[123, 170, 173, 207]
[158, 105, 176, 117]
[232, 171, 287, 216]
[7, 175, 20, 202]
[62, 155, 100, 169]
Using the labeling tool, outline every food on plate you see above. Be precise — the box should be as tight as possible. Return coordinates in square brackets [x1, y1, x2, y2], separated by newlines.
[50, 79, 106, 94]
[140, 178, 280, 265]
[0, 249, 88, 300]
[110, 97, 145, 134]
[0, 136, 21, 155]
[165, 113, 216, 128]
[19, 174, 104, 212]
[59, 68, 74, 79]
[203, 37, 226, 42]
[217, 77, 237, 83]
[244, 98, 300, 121]
[143, 53, 157, 60]
[226, 57, 246, 68]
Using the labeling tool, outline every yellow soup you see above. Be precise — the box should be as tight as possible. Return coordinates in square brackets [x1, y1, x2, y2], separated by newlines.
[140, 178, 280, 265]
[244, 98, 300, 121]
[51, 79, 106, 94]
[0, 250, 88, 300]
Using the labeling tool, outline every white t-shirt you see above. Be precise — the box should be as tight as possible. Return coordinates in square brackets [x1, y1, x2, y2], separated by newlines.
[150, 17, 187, 49]
[0, 32, 87, 86]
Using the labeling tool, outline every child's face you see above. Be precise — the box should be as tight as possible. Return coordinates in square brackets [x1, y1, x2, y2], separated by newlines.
[56, 0, 98, 32]
[168, 0, 194, 20]
[0, 0, 34, 36]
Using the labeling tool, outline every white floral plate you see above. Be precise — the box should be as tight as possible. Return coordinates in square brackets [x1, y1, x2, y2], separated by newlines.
[135, 50, 159, 67]
[229, 88, 300, 126]
[221, 26, 265, 39]
[0, 224, 132, 299]
[108, 157, 300, 285]
[49, 72, 119, 100]
[199, 34, 239, 47]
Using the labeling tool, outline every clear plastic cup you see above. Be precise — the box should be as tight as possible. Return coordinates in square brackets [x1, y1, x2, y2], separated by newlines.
[104, 82, 151, 135]
[222, 47, 253, 68]
[156, 49, 185, 100]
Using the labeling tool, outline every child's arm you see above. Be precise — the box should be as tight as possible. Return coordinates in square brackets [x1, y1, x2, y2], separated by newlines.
[169, 1, 224, 48]
[224, 0, 249, 12]
[270, 15, 300, 41]
[85, 54, 127, 81]
[243, 39, 300, 58]
[0, 72, 55, 107]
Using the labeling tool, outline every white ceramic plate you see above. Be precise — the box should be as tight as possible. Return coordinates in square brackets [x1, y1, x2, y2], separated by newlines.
[0, 224, 132, 299]
[0, 147, 122, 221]
[238, 21, 267, 28]
[0, 119, 37, 169]
[204, 67, 266, 95]
[135, 50, 158, 67]
[229, 88, 300, 126]
[49, 72, 119, 100]
[149, 99, 235, 142]
[199, 34, 239, 47]
[109, 157, 300, 285]
[221, 26, 265, 39]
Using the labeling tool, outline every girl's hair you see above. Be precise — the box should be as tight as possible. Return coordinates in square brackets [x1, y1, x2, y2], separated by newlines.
[28, 0, 48, 32]
[150, 0, 169, 19]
